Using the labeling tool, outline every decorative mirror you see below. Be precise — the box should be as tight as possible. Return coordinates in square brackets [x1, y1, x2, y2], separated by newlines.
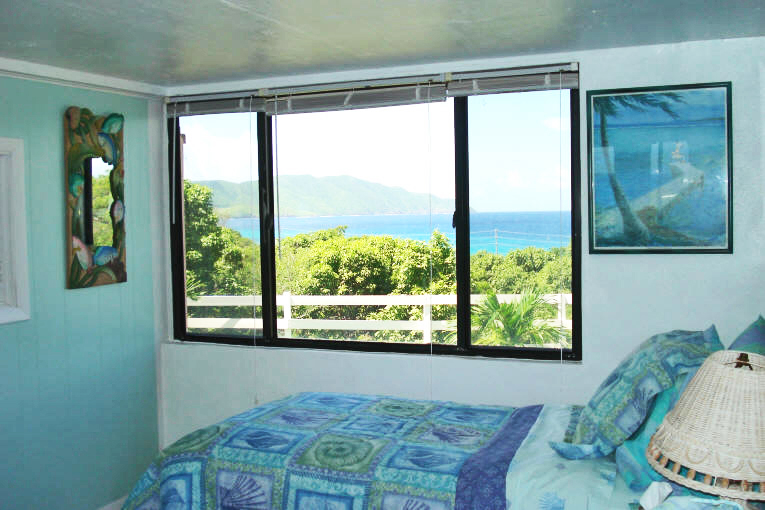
[64, 106, 126, 288]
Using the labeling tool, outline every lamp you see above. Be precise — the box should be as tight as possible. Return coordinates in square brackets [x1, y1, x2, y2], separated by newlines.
[647, 350, 765, 508]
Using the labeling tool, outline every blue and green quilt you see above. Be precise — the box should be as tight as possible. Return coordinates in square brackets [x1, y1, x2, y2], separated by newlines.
[123, 393, 542, 510]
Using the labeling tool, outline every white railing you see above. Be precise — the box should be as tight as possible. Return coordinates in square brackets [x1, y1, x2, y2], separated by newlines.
[187, 293, 572, 343]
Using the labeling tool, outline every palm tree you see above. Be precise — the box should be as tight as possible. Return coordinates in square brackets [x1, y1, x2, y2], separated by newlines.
[471, 289, 569, 347]
[593, 92, 684, 244]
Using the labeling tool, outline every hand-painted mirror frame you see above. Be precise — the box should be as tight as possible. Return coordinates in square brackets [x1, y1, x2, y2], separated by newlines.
[65, 106, 126, 288]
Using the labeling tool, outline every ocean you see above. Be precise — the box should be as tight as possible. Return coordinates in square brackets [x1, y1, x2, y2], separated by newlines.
[226, 211, 571, 255]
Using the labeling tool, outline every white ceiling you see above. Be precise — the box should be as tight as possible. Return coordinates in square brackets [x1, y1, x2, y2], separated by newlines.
[0, 0, 763, 89]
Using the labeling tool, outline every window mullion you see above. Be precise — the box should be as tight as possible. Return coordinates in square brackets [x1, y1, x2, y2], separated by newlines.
[168, 118, 188, 341]
[258, 112, 278, 342]
[454, 97, 471, 351]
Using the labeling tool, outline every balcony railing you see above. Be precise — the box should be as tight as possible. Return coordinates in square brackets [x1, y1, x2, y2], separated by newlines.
[187, 293, 572, 343]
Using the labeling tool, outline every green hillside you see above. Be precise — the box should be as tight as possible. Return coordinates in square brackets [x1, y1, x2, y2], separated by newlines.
[195, 175, 455, 218]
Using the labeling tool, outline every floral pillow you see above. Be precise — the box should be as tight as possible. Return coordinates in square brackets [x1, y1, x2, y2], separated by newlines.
[551, 326, 723, 460]
[729, 315, 765, 355]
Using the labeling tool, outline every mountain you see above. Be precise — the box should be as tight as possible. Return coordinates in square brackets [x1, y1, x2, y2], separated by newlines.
[194, 175, 455, 218]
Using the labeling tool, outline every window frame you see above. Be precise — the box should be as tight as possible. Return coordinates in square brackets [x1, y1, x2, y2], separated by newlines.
[0, 137, 31, 325]
[168, 89, 581, 360]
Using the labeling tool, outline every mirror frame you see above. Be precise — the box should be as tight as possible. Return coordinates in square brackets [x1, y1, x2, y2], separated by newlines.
[64, 106, 126, 288]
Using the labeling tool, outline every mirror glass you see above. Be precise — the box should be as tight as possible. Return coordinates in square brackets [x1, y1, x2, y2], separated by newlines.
[84, 158, 114, 247]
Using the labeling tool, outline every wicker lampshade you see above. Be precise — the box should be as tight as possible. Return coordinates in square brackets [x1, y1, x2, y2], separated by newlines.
[646, 350, 765, 502]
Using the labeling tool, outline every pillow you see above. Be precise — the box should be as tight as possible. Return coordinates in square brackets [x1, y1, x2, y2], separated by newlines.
[615, 374, 687, 491]
[729, 315, 765, 355]
[616, 378, 725, 501]
[551, 326, 723, 460]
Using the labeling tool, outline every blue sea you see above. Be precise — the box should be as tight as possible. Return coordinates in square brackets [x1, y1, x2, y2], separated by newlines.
[226, 211, 571, 255]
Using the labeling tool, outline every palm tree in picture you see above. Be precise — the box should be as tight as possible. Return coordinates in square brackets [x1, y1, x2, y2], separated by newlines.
[593, 92, 684, 244]
[471, 289, 569, 347]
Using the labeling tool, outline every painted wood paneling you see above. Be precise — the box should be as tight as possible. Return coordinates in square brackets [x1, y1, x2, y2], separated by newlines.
[0, 75, 158, 510]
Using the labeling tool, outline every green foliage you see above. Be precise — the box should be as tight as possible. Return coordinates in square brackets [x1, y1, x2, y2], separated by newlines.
[534, 248, 572, 292]
[275, 229, 457, 342]
[470, 245, 571, 295]
[184, 181, 259, 296]
[471, 289, 570, 347]
[182, 180, 572, 343]
[92, 174, 113, 246]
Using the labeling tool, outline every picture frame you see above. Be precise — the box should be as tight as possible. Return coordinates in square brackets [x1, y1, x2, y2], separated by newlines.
[587, 82, 732, 253]
[64, 106, 127, 288]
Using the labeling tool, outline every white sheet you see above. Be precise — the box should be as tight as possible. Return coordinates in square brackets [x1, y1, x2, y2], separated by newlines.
[505, 404, 618, 509]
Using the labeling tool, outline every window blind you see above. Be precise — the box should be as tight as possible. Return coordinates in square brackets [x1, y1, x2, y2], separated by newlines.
[446, 71, 578, 96]
[169, 97, 266, 117]
[264, 83, 447, 115]
[167, 63, 578, 117]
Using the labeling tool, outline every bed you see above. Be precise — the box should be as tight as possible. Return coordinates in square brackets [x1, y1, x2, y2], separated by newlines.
[123, 321, 764, 510]
[124, 392, 550, 509]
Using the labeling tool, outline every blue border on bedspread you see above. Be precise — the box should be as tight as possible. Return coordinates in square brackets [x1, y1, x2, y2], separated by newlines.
[456, 405, 543, 510]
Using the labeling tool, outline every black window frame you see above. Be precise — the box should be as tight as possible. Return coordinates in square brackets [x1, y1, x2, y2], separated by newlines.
[168, 89, 582, 360]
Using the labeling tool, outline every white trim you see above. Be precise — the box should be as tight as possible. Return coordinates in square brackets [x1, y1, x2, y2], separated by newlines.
[96, 495, 126, 510]
[0, 138, 30, 325]
[148, 98, 171, 449]
[0, 56, 165, 98]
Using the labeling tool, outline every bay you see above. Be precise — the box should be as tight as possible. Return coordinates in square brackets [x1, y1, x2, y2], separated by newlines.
[226, 211, 571, 255]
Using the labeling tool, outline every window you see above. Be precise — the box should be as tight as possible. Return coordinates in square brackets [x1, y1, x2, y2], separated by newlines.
[272, 102, 456, 344]
[172, 112, 262, 341]
[169, 65, 581, 360]
[467, 92, 574, 351]
[0, 137, 31, 325]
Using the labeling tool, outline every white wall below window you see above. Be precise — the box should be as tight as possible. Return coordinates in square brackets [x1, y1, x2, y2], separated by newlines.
[158, 36, 765, 447]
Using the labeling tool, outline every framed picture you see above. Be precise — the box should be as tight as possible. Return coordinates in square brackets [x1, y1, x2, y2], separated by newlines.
[587, 82, 732, 253]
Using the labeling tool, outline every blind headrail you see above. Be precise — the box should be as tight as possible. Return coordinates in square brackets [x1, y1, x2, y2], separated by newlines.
[167, 62, 578, 117]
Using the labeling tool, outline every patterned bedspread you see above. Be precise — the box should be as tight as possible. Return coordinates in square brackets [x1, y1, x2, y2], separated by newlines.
[123, 393, 542, 510]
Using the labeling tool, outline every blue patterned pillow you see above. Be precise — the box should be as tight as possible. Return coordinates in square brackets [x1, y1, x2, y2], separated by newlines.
[729, 315, 765, 355]
[616, 375, 720, 501]
[615, 374, 687, 490]
[551, 326, 723, 460]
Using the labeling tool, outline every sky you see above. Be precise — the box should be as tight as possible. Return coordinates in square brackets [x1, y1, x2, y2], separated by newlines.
[179, 89, 571, 212]
[92, 158, 112, 177]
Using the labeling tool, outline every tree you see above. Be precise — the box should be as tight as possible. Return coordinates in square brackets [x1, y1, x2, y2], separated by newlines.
[533, 245, 572, 293]
[273, 228, 459, 342]
[184, 181, 258, 296]
[593, 92, 684, 244]
[180, 182, 574, 343]
[471, 289, 568, 347]
[92, 174, 113, 246]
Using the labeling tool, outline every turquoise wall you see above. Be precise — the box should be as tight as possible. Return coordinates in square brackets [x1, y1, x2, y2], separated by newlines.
[0, 76, 158, 509]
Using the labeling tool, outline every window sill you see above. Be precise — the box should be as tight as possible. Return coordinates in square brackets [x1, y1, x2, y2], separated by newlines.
[0, 305, 30, 325]
[171, 333, 581, 361]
